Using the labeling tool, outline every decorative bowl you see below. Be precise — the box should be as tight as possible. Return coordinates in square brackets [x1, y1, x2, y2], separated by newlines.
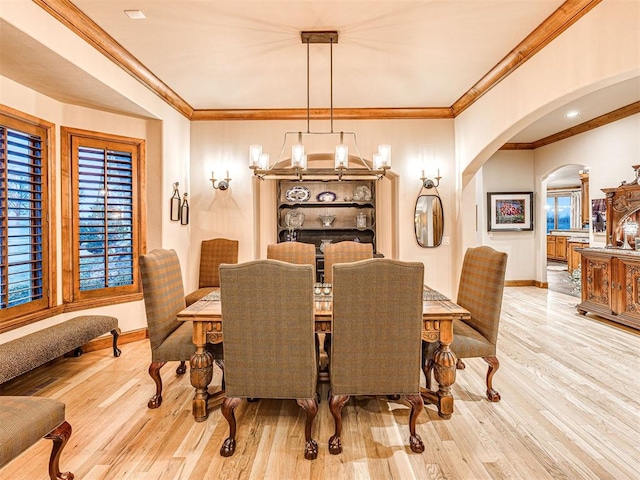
[319, 215, 336, 227]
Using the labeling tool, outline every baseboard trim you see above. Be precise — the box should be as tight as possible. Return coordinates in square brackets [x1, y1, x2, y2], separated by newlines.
[505, 280, 548, 288]
[82, 328, 148, 353]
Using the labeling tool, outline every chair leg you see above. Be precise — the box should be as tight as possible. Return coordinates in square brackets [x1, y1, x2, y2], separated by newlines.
[111, 328, 121, 357]
[215, 359, 225, 391]
[421, 341, 435, 391]
[483, 355, 501, 402]
[405, 394, 425, 453]
[148, 361, 166, 408]
[425, 359, 435, 391]
[44, 420, 74, 480]
[328, 394, 349, 455]
[176, 360, 187, 375]
[297, 398, 319, 460]
[456, 358, 466, 369]
[220, 397, 242, 457]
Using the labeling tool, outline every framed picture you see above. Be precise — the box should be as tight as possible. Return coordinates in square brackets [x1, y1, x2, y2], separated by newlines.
[487, 192, 533, 231]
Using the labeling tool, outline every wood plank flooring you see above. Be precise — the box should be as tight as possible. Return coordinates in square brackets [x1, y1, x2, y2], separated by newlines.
[1, 287, 639, 479]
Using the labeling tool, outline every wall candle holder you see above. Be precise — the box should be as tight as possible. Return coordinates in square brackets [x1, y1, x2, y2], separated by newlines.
[170, 182, 181, 221]
[180, 193, 190, 225]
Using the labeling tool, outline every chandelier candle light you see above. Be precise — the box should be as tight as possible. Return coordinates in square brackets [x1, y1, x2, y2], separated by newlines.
[249, 30, 391, 180]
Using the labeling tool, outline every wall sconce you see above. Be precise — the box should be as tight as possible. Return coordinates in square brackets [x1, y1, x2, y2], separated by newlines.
[420, 169, 442, 189]
[170, 182, 181, 221]
[210, 171, 231, 190]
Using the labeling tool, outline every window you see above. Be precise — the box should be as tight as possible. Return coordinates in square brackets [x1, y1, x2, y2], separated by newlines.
[546, 193, 572, 233]
[62, 127, 145, 307]
[0, 109, 54, 326]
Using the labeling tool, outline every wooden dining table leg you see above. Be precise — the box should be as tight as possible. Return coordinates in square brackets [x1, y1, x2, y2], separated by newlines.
[421, 318, 457, 419]
[190, 322, 213, 422]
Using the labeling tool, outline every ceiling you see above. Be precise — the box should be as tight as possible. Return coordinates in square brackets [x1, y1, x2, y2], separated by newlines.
[1, 1, 638, 144]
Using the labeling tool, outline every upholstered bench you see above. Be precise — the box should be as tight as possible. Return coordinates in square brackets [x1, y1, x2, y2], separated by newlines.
[0, 396, 74, 479]
[0, 315, 121, 386]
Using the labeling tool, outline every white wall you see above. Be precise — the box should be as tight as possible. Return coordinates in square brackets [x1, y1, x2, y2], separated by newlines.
[476, 112, 640, 286]
[0, 2, 193, 341]
[533, 113, 640, 279]
[189, 118, 460, 295]
[455, 1, 640, 178]
[477, 151, 536, 282]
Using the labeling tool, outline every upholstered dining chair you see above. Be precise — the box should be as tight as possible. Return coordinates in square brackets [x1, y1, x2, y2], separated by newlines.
[185, 238, 239, 306]
[266, 242, 316, 277]
[219, 260, 319, 460]
[329, 258, 426, 454]
[140, 248, 223, 409]
[423, 245, 508, 402]
[322, 240, 373, 284]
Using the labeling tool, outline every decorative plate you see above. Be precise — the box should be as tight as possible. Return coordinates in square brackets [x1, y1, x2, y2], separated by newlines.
[316, 191, 337, 202]
[285, 209, 305, 228]
[285, 185, 310, 202]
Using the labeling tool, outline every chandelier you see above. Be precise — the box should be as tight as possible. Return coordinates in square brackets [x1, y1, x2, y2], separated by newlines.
[249, 31, 391, 180]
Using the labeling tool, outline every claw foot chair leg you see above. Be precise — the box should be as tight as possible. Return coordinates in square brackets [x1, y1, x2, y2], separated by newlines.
[483, 355, 501, 402]
[406, 394, 425, 453]
[148, 361, 166, 408]
[44, 420, 74, 480]
[220, 397, 242, 457]
[297, 398, 319, 460]
[328, 394, 350, 455]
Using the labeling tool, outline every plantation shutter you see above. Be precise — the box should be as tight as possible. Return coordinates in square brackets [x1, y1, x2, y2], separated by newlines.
[0, 123, 49, 313]
[75, 144, 135, 293]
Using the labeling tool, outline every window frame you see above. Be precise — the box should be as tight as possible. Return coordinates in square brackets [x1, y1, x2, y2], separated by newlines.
[61, 127, 145, 309]
[0, 106, 57, 332]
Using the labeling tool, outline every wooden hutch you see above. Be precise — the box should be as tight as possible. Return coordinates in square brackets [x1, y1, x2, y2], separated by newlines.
[577, 165, 640, 330]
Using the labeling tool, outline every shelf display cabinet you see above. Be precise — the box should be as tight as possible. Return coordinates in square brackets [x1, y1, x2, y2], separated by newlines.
[276, 179, 377, 281]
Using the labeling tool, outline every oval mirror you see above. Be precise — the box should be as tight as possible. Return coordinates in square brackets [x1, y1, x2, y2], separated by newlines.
[414, 195, 444, 247]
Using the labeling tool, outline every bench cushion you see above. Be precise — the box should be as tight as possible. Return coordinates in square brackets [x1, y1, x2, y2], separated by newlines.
[0, 315, 118, 384]
[0, 396, 65, 468]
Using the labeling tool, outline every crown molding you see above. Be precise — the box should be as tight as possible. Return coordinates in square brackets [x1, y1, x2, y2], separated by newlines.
[34, 0, 601, 123]
[33, 0, 193, 119]
[452, 0, 602, 116]
[191, 107, 454, 121]
[501, 101, 640, 150]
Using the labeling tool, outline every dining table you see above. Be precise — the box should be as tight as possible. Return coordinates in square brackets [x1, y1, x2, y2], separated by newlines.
[177, 285, 470, 422]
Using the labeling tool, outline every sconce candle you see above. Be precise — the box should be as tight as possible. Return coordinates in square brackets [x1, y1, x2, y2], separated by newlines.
[210, 171, 231, 190]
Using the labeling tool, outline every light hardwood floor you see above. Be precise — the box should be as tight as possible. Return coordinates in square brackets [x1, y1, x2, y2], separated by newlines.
[1, 287, 639, 479]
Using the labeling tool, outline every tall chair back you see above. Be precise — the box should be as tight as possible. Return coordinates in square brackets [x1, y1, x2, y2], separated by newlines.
[423, 245, 508, 402]
[140, 249, 198, 408]
[219, 260, 319, 459]
[323, 241, 373, 283]
[329, 258, 425, 454]
[186, 238, 239, 305]
[456, 246, 507, 346]
[267, 242, 316, 278]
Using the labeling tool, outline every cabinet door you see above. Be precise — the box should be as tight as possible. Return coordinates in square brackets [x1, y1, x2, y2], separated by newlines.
[556, 236, 568, 260]
[547, 236, 557, 259]
[581, 254, 612, 308]
[567, 243, 583, 273]
[615, 257, 640, 320]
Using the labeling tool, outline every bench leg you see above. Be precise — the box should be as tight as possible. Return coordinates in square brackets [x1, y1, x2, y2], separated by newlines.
[44, 420, 74, 480]
[111, 328, 121, 357]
